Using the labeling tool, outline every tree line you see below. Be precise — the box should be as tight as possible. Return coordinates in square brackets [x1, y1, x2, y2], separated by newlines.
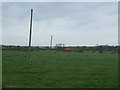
[1, 44, 119, 53]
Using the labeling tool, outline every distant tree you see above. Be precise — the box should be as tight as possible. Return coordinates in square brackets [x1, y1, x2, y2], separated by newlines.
[96, 45, 103, 54]
[55, 43, 65, 51]
[118, 46, 120, 53]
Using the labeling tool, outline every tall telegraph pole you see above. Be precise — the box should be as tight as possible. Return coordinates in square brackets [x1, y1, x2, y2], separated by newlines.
[50, 36, 53, 49]
[29, 9, 33, 51]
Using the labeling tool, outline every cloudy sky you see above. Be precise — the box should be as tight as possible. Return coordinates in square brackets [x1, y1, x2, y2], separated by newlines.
[2, 2, 118, 46]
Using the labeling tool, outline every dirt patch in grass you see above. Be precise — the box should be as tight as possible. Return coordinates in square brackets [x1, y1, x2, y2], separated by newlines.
[6, 85, 16, 88]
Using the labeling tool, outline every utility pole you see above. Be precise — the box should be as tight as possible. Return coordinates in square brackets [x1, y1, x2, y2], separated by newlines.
[50, 35, 53, 49]
[28, 9, 33, 59]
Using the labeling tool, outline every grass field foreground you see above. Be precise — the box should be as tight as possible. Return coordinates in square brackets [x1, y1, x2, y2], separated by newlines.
[2, 50, 118, 88]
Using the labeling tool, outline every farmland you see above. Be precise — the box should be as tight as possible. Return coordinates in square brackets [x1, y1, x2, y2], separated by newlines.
[2, 50, 118, 88]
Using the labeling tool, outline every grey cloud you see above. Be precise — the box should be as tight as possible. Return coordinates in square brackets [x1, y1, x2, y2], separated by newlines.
[2, 2, 118, 46]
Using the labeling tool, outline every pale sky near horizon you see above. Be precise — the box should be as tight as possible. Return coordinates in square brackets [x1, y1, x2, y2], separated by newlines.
[2, 2, 118, 46]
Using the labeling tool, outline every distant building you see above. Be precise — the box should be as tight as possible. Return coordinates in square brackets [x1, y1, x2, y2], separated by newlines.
[64, 48, 71, 52]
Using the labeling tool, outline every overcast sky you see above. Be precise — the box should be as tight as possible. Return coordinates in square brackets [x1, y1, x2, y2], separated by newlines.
[2, 2, 118, 46]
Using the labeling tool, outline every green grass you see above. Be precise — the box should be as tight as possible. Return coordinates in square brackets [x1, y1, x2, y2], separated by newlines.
[2, 50, 118, 88]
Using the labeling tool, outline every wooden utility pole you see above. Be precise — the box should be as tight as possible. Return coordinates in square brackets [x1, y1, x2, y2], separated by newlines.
[29, 9, 33, 49]
[28, 9, 33, 59]
[50, 36, 53, 49]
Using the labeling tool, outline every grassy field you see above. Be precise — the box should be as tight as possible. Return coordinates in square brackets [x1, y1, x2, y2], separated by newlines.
[2, 50, 118, 88]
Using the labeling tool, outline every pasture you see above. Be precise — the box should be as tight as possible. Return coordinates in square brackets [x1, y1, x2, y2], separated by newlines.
[2, 50, 118, 88]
